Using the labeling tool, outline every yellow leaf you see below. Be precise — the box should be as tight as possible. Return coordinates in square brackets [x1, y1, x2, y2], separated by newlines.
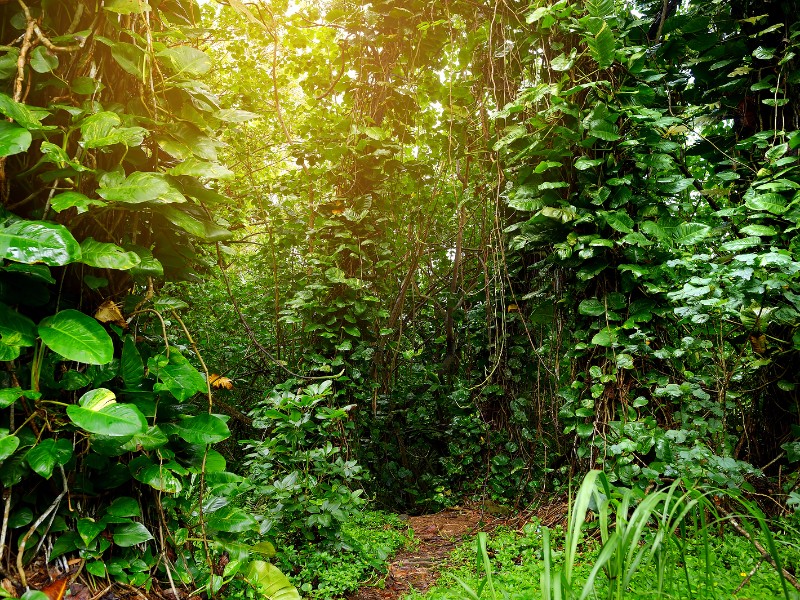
[209, 374, 233, 390]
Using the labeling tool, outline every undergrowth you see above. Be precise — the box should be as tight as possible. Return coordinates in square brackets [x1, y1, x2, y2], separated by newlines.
[407, 472, 800, 600]
[274, 510, 414, 599]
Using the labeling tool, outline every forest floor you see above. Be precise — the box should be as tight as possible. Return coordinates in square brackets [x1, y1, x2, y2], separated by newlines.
[348, 499, 570, 600]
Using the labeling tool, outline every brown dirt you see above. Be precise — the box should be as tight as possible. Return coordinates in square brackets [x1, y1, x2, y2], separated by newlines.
[346, 499, 571, 600]
[346, 507, 485, 600]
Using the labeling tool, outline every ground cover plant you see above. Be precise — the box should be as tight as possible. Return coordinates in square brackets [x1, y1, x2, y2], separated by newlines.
[409, 473, 800, 600]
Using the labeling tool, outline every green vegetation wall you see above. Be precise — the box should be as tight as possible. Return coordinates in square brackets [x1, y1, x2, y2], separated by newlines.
[176, 0, 800, 508]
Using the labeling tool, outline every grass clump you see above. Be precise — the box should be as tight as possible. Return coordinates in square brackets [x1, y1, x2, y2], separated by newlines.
[409, 472, 800, 600]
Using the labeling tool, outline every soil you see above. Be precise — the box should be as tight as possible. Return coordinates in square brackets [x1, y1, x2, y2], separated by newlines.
[346, 498, 571, 600]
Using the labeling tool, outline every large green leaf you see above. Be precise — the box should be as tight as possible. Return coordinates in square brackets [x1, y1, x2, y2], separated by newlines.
[106, 496, 141, 518]
[97, 172, 185, 204]
[0, 121, 32, 157]
[129, 456, 183, 493]
[672, 223, 711, 245]
[80, 111, 147, 149]
[167, 157, 234, 179]
[112, 522, 153, 547]
[30, 46, 58, 73]
[25, 438, 73, 479]
[0, 92, 50, 130]
[215, 109, 261, 123]
[0, 433, 20, 462]
[104, 0, 152, 14]
[50, 192, 106, 214]
[244, 561, 301, 600]
[206, 506, 257, 533]
[121, 335, 145, 388]
[148, 352, 207, 401]
[157, 46, 212, 77]
[38, 310, 114, 364]
[157, 206, 232, 241]
[591, 327, 618, 347]
[587, 21, 615, 69]
[77, 518, 106, 546]
[109, 41, 146, 79]
[67, 389, 147, 437]
[0, 220, 81, 266]
[745, 193, 787, 215]
[128, 245, 164, 278]
[0, 301, 37, 347]
[80, 238, 142, 270]
[172, 413, 231, 444]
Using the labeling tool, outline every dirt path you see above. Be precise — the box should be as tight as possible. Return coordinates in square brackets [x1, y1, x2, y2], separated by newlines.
[347, 498, 571, 600]
[347, 508, 488, 600]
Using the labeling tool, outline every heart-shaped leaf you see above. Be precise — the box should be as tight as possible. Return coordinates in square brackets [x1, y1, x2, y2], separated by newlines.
[0, 220, 81, 266]
[38, 310, 113, 364]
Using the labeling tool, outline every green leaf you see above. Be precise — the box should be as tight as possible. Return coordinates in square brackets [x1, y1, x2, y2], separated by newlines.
[586, 0, 613, 17]
[25, 438, 73, 479]
[80, 111, 147, 149]
[121, 335, 145, 388]
[104, 0, 151, 13]
[85, 562, 106, 578]
[110, 42, 146, 79]
[128, 245, 164, 278]
[0, 302, 37, 347]
[550, 52, 576, 71]
[157, 46, 212, 77]
[244, 561, 301, 600]
[97, 172, 185, 204]
[343, 325, 360, 337]
[783, 441, 800, 463]
[721, 237, 761, 252]
[0, 92, 49, 130]
[38, 310, 114, 364]
[157, 206, 232, 240]
[0, 220, 81, 266]
[576, 422, 594, 438]
[77, 518, 106, 546]
[0, 387, 26, 409]
[120, 426, 168, 452]
[80, 238, 142, 270]
[106, 496, 141, 518]
[112, 522, 153, 547]
[67, 388, 147, 436]
[0, 121, 32, 157]
[30, 46, 58, 73]
[575, 157, 603, 170]
[599, 210, 634, 233]
[591, 327, 618, 347]
[206, 505, 257, 533]
[745, 193, 787, 214]
[148, 351, 207, 401]
[587, 21, 615, 69]
[172, 413, 231, 444]
[739, 224, 778, 236]
[215, 109, 260, 123]
[129, 456, 183, 493]
[672, 222, 711, 245]
[588, 121, 620, 141]
[167, 157, 234, 180]
[0, 433, 20, 462]
[50, 192, 106, 214]
[578, 299, 605, 316]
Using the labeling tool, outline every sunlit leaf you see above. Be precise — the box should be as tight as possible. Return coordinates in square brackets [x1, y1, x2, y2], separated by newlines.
[0, 220, 80, 266]
[38, 310, 113, 364]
